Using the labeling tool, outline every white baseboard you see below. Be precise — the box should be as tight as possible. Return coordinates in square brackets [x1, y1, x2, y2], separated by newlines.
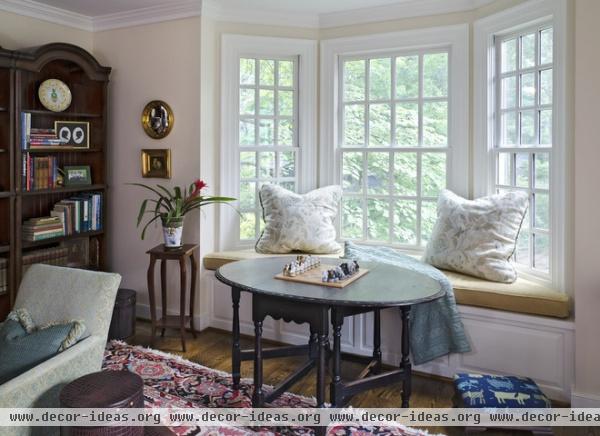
[571, 391, 600, 407]
[136, 303, 211, 331]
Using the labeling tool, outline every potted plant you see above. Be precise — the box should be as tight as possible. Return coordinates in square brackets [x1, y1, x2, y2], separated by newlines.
[131, 179, 236, 248]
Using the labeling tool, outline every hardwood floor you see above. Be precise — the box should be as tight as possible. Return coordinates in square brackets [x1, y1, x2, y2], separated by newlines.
[130, 321, 598, 436]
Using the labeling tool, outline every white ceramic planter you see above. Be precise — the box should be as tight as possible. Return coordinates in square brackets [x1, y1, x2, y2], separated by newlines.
[162, 218, 184, 248]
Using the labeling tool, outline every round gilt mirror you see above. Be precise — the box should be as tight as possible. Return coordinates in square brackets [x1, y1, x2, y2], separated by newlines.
[141, 100, 174, 139]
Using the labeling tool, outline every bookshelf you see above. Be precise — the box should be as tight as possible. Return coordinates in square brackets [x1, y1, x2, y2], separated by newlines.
[0, 43, 111, 319]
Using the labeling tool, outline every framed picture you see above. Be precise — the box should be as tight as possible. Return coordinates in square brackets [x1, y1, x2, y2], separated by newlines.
[141, 149, 171, 179]
[55, 121, 90, 148]
[60, 237, 90, 268]
[64, 165, 92, 186]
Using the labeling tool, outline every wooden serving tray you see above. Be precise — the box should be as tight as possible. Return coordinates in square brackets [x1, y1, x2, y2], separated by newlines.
[274, 265, 369, 288]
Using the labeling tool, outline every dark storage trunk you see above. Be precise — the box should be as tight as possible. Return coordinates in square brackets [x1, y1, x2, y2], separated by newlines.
[108, 288, 136, 340]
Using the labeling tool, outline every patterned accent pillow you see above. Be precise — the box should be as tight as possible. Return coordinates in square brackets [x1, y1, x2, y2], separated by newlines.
[0, 309, 87, 384]
[454, 373, 551, 408]
[423, 189, 528, 283]
[256, 184, 342, 254]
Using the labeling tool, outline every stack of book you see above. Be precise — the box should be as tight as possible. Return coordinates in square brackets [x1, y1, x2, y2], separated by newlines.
[22, 216, 65, 242]
[22, 154, 59, 191]
[20, 113, 67, 148]
[29, 128, 66, 147]
[0, 258, 7, 295]
[51, 193, 103, 235]
[22, 247, 68, 275]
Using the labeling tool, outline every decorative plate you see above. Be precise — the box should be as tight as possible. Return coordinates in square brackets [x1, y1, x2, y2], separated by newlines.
[38, 79, 72, 112]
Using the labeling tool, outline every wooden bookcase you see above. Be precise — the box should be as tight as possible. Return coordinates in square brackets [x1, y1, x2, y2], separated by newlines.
[0, 43, 111, 319]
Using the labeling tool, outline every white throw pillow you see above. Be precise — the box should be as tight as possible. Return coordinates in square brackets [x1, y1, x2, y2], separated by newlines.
[423, 189, 528, 283]
[255, 184, 342, 254]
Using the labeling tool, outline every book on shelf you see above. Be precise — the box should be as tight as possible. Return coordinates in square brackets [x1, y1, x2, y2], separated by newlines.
[22, 154, 60, 191]
[20, 113, 68, 149]
[50, 193, 103, 236]
[0, 258, 7, 295]
[22, 216, 65, 241]
[21, 246, 68, 275]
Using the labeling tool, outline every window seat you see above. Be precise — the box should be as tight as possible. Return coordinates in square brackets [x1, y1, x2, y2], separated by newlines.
[203, 250, 570, 319]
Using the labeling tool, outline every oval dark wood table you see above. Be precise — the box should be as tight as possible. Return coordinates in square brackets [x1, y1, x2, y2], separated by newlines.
[215, 256, 444, 410]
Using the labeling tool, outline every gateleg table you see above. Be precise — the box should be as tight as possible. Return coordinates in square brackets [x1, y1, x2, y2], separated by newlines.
[215, 256, 444, 408]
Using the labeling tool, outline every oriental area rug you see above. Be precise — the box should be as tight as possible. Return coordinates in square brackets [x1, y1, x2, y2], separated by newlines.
[103, 341, 441, 436]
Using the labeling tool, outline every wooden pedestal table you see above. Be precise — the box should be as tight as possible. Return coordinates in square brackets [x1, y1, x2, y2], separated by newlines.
[215, 256, 444, 410]
[146, 244, 199, 352]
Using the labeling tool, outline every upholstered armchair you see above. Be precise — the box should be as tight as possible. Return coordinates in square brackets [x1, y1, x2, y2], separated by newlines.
[0, 264, 121, 436]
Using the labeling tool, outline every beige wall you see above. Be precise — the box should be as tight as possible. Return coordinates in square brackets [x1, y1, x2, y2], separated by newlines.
[0, 10, 92, 51]
[93, 17, 202, 319]
[573, 0, 600, 402]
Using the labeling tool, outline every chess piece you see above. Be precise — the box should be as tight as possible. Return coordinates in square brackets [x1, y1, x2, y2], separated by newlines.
[340, 263, 350, 276]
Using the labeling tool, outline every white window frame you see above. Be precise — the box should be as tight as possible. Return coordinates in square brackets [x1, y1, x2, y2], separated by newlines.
[220, 34, 317, 250]
[320, 24, 469, 252]
[474, 0, 568, 290]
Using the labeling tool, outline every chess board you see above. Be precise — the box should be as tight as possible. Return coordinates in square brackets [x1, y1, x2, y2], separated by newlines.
[274, 265, 369, 288]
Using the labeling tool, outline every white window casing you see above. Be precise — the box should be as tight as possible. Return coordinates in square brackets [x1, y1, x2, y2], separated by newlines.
[220, 34, 317, 250]
[474, 0, 568, 290]
[320, 24, 469, 252]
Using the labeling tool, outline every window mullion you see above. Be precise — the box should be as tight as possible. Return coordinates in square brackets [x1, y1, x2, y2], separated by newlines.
[362, 150, 368, 240]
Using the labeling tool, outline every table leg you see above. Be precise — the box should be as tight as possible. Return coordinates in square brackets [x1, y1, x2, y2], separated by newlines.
[146, 255, 157, 348]
[189, 252, 198, 339]
[373, 309, 382, 374]
[308, 326, 318, 360]
[330, 308, 343, 407]
[231, 287, 241, 389]
[400, 306, 412, 408]
[160, 260, 167, 338]
[252, 319, 264, 407]
[317, 330, 327, 408]
[179, 258, 187, 352]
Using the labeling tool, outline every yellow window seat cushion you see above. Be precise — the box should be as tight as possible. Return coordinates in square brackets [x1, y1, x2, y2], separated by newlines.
[203, 250, 570, 319]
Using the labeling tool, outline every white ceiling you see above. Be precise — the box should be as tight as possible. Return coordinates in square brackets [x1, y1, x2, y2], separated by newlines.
[0, 0, 496, 31]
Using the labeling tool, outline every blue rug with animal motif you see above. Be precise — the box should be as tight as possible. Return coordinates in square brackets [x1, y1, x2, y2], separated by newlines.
[454, 373, 551, 408]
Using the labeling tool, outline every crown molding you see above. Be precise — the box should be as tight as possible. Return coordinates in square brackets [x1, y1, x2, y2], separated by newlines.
[319, 0, 495, 28]
[0, 0, 496, 33]
[93, 0, 201, 32]
[201, 0, 319, 28]
[0, 0, 92, 31]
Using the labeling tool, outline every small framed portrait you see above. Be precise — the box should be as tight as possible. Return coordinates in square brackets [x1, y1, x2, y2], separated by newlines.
[141, 149, 171, 179]
[55, 121, 90, 148]
[63, 165, 92, 186]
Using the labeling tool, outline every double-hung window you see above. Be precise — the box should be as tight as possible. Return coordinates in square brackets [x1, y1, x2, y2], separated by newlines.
[475, 0, 567, 287]
[339, 51, 449, 246]
[238, 57, 299, 241]
[321, 26, 469, 250]
[494, 26, 554, 273]
[221, 35, 317, 249]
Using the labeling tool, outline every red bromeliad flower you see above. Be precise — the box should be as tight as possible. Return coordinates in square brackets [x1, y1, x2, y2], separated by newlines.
[191, 179, 207, 197]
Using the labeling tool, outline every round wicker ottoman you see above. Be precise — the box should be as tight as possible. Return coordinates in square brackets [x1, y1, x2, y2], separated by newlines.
[60, 370, 144, 436]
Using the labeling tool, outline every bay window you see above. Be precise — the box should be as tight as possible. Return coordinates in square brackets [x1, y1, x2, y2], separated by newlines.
[321, 25, 469, 250]
[220, 35, 317, 249]
[494, 26, 554, 273]
[474, 0, 567, 288]
[339, 51, 449, 246]
[238, 57, 299, 240]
